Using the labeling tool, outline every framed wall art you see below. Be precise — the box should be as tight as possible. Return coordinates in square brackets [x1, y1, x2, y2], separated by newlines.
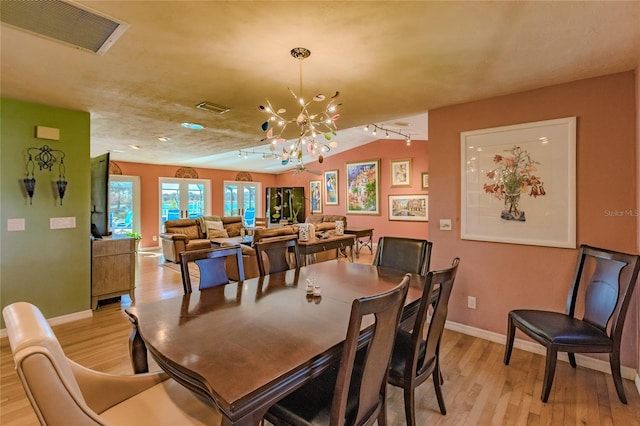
[460, 117, 576, 248]
[346, 159, 380, 215]
[421, 172, 429, 189]
[309, 180, 322, 213]
[390, 158, 411, 187]
[389, 194, 428, 221]
[324, 170, 338, 205]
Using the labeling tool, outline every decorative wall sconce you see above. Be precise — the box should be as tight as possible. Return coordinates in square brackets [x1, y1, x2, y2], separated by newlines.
[23, 145, 68, 205]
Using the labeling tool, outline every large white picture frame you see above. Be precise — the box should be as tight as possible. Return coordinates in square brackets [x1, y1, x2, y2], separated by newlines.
[460, 117, 576, 248]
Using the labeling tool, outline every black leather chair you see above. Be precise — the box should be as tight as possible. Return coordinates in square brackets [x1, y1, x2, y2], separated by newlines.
[254, 235, 301, 276]
[504, 244, 640, 403]
[179, 245, 244, 293]
[387, 258, 460, 425]
[372, 236, 432, 276]
[264, 274, 411, 426]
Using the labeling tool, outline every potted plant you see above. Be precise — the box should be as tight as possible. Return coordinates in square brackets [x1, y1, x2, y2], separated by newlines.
[125, 231, 142, 252]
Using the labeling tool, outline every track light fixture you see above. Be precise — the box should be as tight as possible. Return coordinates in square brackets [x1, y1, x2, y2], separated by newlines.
[238, 149, 280, 160]
[364, 123, 412, 146]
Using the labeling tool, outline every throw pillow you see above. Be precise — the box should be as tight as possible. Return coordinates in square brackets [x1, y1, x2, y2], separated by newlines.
[205, 221, 226, 239]
[207, 228, 229, 238]
[226, 222, 243, 237]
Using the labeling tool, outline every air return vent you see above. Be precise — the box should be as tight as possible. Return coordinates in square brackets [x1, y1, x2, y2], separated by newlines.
[0, 0, 129, 55]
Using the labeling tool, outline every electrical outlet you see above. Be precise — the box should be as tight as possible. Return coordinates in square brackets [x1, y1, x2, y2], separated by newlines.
[152, 235, 158, 241]
[467, 296, 476, 309]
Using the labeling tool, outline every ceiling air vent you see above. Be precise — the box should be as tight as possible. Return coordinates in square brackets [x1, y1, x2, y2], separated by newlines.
[0, 0, 129, 55]
[196, 101, 231, 114]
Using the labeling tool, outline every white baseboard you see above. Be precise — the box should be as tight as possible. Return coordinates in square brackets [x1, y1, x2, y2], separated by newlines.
[444, 320, 638, 381]
[0, 309, 92, 339]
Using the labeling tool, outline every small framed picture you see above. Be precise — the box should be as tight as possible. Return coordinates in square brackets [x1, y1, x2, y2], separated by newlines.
[388, 194, 428, 221]
[390, 158, 411, 187]
[309, 180, 322, 213]
[421, 172, 429, 189]
[324, 170, 338, 205]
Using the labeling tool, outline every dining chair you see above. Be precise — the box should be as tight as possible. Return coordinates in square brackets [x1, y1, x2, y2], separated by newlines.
[179, 245, 244, 293]
[387, 258, 460, 425]
[3, 302, 222, 426]
[372, 236, 432, 276]
[254, 235, 301, 276]
[264, 274, 411, 426]
[504, 245, 640, 403]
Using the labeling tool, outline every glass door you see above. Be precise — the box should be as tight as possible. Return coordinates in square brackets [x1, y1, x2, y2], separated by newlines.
[223, 181, 261, 217]
[160, 178, 210, 230]
[109, 175, 140, 236]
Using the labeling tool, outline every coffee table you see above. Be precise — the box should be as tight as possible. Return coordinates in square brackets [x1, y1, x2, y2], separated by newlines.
[345, 227, 374, 258]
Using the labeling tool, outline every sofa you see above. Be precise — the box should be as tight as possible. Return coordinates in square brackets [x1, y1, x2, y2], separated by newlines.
[304, 214, 347, 237]
[160, 216, 244, 263]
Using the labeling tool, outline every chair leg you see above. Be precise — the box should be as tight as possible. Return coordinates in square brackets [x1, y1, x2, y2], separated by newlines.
[378, 385, 387, 426]
[568, 352, 577, 368]
[432, 368, 447, 415]
[541, 347, 558, 403]
[504, 315, 516, 365]
[609, 352, 627, 404]
[403, 386, 416, 426]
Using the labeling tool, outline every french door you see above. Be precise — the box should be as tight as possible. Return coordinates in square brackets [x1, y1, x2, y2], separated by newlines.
[109, 175, 140, 236]
[223, 181, 261, 217]
[160, 178, 210, 230]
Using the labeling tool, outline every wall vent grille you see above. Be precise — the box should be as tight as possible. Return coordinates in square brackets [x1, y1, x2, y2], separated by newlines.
[0, 0, 128, 55]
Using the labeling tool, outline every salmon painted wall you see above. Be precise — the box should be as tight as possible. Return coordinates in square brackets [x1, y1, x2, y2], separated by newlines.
[274, 138, 429, 242]
[110, 162, 279, 248]
[428, 71, 638, 368]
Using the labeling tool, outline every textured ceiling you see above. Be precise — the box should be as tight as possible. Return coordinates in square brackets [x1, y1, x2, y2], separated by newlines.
[1, 1, 638, 173]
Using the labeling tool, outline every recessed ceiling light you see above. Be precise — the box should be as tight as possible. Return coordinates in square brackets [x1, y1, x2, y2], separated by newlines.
[181, 122, 205, 130]
[129, 144, 140, 150]
[157, 136, 171, 142]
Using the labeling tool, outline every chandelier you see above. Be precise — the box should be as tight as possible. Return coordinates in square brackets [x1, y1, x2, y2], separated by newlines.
[259, 47, 341, 167]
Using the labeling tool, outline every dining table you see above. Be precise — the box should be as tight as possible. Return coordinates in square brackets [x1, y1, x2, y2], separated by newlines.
[124, 260, 425, 426]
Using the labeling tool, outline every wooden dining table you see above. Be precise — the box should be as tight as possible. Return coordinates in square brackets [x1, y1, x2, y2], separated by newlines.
[125, 260, 425, 426]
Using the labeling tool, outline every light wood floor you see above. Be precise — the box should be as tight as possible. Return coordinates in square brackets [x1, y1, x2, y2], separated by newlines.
[2, 249, 639, 425]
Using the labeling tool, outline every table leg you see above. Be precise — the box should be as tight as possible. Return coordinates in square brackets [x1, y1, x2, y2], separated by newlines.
[127, 315, 149, 373]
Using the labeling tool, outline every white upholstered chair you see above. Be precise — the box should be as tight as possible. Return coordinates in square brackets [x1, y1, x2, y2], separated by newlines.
[3, 302, 222, 426]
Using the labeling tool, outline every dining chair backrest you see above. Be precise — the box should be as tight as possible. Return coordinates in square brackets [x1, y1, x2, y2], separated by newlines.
[372, 236, 432, 276]
[412, 258, 459, 373]
[179, 245, 244, 293]
[254, 235, 301, 276]
[333, 274, 410, 425]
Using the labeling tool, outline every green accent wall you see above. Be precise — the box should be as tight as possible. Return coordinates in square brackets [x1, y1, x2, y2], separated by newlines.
[1, 98, 91, 327]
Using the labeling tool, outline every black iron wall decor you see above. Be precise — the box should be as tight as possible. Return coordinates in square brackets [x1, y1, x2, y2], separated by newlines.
[23, 144, 68, 205]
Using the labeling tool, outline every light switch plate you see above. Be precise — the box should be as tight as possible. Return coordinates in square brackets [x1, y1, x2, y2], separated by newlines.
[439, 219, 452, 231]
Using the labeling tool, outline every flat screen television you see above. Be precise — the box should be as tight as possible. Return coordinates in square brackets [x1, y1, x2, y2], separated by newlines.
[90, 153, 110, 237]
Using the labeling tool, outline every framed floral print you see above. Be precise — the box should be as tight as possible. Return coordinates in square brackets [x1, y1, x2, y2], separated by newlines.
[390, 158, 411, 187]
[309, 180, 322, 213]
[389, 194, 428, 221]
[460, 117, 576, 248]
[324, 170, 338, 205]
[346, 159, 380, 215]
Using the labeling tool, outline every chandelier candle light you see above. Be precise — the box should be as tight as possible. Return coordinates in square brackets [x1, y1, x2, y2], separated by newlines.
[259, 47, 341, 167]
